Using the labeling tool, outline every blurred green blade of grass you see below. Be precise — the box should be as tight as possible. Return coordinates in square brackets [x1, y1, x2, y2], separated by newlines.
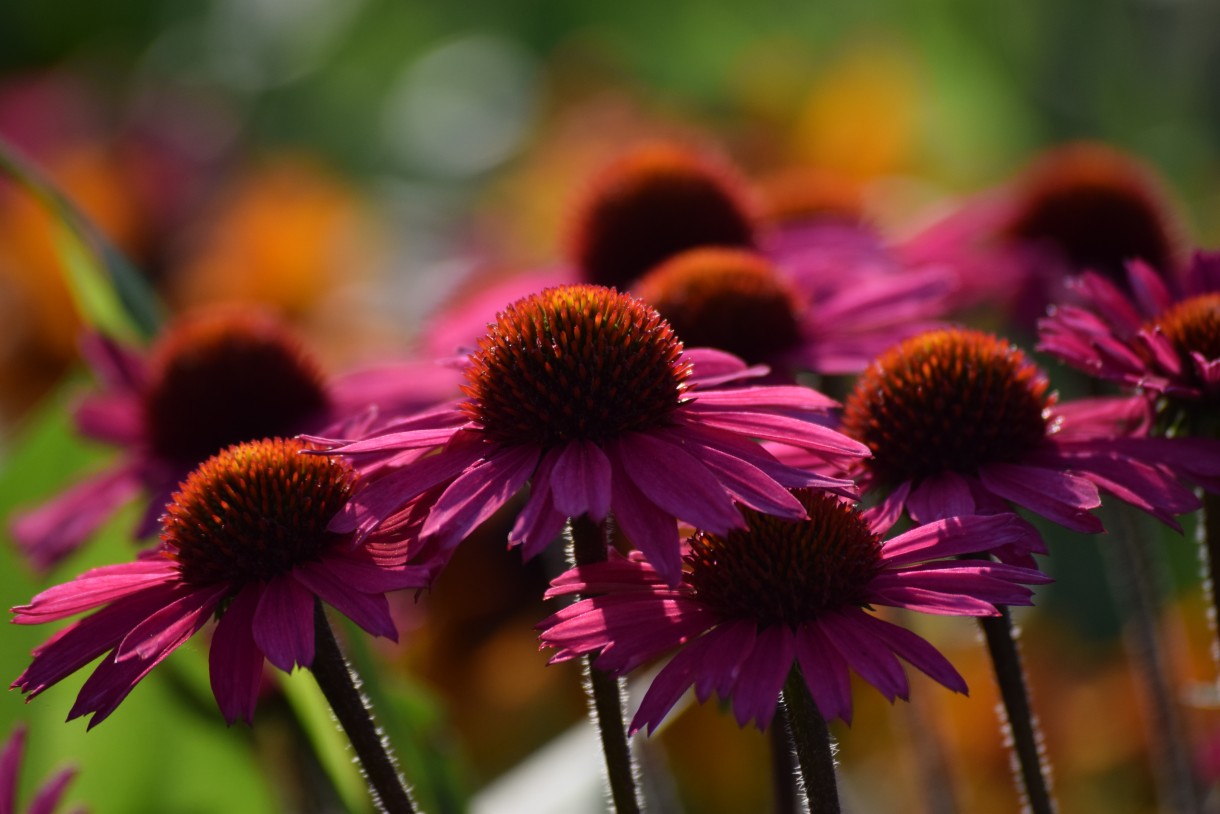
[0, 136, 163, 342]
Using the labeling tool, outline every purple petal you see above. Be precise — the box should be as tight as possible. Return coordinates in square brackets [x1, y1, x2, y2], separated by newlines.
[421, 443, 538, 549]
[252, 576, 316, 672]
[682, 408, 870, 457]
[549, 441, 613, 522]
[979, 463, 1103, 533]
[629, 622, 750, 735]
[689, 384, 838, 413]
[28, 766, 77, 814]
[13, 559, 179, 623]
[729, 625, 795, 730]
[1, 725, 24, 814]
[115, 584, 227, 661]
[905, 472, 977, 524]
[10, 464, 144, 572]
[209, 584, 265, 725]
[293, 564, 397, 640]
[607, 455, 683, 584]
[882, 513, 1028, 566]
[794, 624, 854, 724]
[819, 609, 908, 701]
[861, 614, 967, 694]
[614, 433, 743, 534]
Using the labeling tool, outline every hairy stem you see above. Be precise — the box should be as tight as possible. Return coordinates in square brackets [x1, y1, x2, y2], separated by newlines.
[978, 608, 1056, 814]
[310, 600, 416, 814]
[781, 667, 840, 814]
[569, 515, 643, 814]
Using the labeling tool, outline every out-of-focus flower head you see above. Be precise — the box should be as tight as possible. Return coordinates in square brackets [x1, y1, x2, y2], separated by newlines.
[905, 141, 1187, 326]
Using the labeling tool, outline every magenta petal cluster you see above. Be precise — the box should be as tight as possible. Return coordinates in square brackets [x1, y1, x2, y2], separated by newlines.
[1039, 251, 1220, 401]
[1, 724, 79, 814]
[11, 439, 435, 728]
[539, 502, 1048, 733]
[320, 285, 869, 585]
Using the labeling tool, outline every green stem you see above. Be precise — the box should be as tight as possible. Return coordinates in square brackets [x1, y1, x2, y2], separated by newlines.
[977, 608, 1056, 814]
[310, 600, 417, 814]
[569, 515, 643, 814]
[780, 667, 840, 814]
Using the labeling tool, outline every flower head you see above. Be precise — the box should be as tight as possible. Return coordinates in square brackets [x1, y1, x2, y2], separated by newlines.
[10, 306, 459, 570]
[538, 491, 1048, 732]
[838, 327, 1214, 549]
[11, 438, 435, 728]
[1039, 251, 1220, 426]
[1, 723, 80, 814]
[565, 141, 757, 290]
[321, 284, 868, 584]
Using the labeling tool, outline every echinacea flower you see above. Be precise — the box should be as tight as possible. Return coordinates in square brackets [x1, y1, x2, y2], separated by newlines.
[322, 285, 868, 584]
[903, 141, 1185, 325]
[837, 327, 1218, 551]
[635, 239, 953, 377]
[538, 490, 1048, 732]
[10, 305, 459, 571]
[11, 437, 435, 728]
[1, 723, 81, 814]
[1038, 251, 1220, 426]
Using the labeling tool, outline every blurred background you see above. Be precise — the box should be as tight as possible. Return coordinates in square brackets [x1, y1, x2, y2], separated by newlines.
[2, 0, 1220, 811]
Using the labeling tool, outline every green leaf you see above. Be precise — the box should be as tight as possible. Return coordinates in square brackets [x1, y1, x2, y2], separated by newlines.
[0, 136, 163, 341]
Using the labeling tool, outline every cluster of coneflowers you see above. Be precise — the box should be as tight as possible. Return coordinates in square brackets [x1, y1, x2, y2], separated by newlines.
[7, 135, 1220, 814]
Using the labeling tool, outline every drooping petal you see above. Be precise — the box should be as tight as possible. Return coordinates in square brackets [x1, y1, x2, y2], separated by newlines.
[614, 432, 743, 535]
[549, 441, 613, 522]
[607, 454, 682, 584]
[794, 623, 854, 724]
[728, 625, 795, 730]
[421, 443, 539, 550]
[27, 766, 77, 814]
[905, 472, 977, 524]
[861, 614, 968, 694]
[979, 463, 1104, 533]
[293, 563, 397, 641]
[209, 584, 265, 725]
[819, 609, 909, 702]
[115, 584, 227, 661]
[0, 724, 24, 814]
[252, 576, 317, 672]
[881, 513, 1027, 566]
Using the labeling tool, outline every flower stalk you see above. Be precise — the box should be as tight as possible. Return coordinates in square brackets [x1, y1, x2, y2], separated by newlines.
[310, 599, 417, 814]
[781, 667, 840, 814]
[569, 515, 643, 814]
[977, 607, 1056, 814]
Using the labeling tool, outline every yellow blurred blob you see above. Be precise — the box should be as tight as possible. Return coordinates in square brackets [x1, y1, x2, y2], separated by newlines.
[789, 42, 921, 181]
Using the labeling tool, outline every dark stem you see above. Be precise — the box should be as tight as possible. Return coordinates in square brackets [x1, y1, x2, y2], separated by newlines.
[770, 703, 801, 814]
[1202, 489, 1220, 678]
[977, 608, 1056, 814]
[310, 600, 417, 814]
[1105, 507, 1203, 814]
[781, 667, 839, 814]
[569, 515, 643, 814]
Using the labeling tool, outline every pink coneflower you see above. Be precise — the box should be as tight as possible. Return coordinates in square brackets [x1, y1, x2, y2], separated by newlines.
[10, 305, 459, 571]
[1038, 251, 1220, 424]
[321, 284, 868, 585]
[11, 438, 435, 729]
[635, 239, 953, 377]
[538, 490, 1047, 733]
[903, 141, 1186, 325]
[838, 327, 1215, 545]
[1, 723, 81, 814]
